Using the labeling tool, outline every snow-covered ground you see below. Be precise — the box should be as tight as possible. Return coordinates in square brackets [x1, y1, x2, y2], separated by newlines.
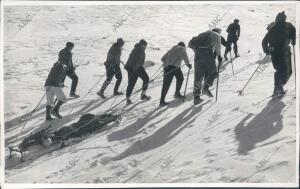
[3, 3, 298, 184]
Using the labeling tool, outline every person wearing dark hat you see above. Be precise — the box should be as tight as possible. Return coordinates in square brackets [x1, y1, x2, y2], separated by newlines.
[262, 11, 296, 97]
[59, 42, 80, 98]
[125, 39, 151, 104]
[97, 38, 125, 98]
[188, 29, 223, 105]
[159, 42, 192, 106]
[224, 19, 240, 60]
[44, 62, 68, 121]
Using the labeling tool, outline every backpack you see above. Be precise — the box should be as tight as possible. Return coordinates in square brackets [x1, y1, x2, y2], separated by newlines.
[188, 31, 211, 50]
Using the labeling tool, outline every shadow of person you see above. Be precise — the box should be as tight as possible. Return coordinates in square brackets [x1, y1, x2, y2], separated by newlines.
[234, 100, 285, 155]
[113, 100, 213, 161]
[107, 106, 166, 142]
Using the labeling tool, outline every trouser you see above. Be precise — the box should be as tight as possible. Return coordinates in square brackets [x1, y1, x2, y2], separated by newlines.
[193, 49, 217, 97]
[225, 37, 238, 57]
[126, 67, 149, 98]
[100, 65, 122, 93]
[64, 70, 78, 94]
[271, 47, 292, 90]
[160, 65, 184, 102]
[45, 86, 67, 106]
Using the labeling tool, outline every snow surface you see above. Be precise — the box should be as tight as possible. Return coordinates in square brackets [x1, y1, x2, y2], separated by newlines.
[3, 4, 297, 184]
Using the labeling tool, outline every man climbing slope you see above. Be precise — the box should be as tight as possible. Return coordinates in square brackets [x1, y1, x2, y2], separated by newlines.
[59, 42, 80, 98]
[44, 62, 68, 121]
[97, 38, 125, 98]
[125, 39, 151, 105]
[159, 42, 192, 106]
[224, 19, 240, 60]
[188, 29, 223, 105]
[262, 11, 296, 97]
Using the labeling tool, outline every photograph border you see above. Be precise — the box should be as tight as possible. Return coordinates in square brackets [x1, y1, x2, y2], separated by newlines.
[0, 1, 299, 188]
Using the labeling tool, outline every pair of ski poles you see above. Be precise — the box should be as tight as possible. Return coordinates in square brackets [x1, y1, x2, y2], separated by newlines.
[238, 45, 296, 96]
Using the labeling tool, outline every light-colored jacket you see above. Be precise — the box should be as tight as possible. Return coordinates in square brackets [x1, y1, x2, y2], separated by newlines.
[161, 45, 190, 68]
[208, 30, 222, 56]
[188, 30, 221, 57]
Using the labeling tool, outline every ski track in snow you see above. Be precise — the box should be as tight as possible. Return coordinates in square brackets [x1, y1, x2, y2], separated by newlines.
[3, 4, 297, 183]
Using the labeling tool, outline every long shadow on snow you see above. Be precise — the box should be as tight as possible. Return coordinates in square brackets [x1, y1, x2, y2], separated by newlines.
[107, 90, 196, 142]
[234, 100, 285, 155]
[113, 100, 212, 161]
[5, 98, 111, 146]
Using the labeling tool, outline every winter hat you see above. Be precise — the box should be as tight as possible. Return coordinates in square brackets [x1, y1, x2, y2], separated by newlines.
[212, 28, 222, 34]
[117, 38, 125, 45]
[234, 19, 239, 23]
[275, 11, 286, 23]
[139, 39, 148, 46]
[66, 42, 74, 48]
[178, 42, 185, 47]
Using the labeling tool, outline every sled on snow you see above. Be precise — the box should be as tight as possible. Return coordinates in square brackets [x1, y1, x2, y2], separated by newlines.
[8, 113, 121, 162]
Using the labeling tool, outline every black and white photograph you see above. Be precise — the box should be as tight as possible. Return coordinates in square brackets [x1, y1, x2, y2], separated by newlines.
[1, 0, 299, 187]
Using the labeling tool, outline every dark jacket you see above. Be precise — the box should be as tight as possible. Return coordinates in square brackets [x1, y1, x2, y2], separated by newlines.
[58, 48, 74, 70]
[221, 36, 227, 47]
[262, 22, 296, 53]
[227, 23, 240, 40]
[45, 63, 67, 87]
[105, 43, 122, 69]
[125, 43, 146, 72]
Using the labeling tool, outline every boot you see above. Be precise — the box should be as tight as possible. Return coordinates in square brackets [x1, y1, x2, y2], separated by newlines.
[159, 100, 170, 107]
[141, 90, 151, 101]
[70, 93, 80, 98]
[202, 85, 213, 98]
[174, 92, 184, 99]
[114, 91, 124, 96]
[273, 85, 285, 97]
[194, 96, 203, 105]
[126, 97, 132, 105]
[97, 90, 106, 99]
[51, 100, 64, 119]
[46, 105, 54, 121]
[141, 94, 151, 101]
[235, 54, 240, 58]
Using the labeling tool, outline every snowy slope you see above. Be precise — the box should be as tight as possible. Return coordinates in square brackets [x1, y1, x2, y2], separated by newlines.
[3, 3, 297, 184]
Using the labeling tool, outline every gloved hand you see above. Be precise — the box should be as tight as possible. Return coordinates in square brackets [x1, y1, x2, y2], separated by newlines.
[265, 50, 270, 55]
[291, 40, 295, 46]
[187, 64, 192, 69]
[218, 55, 223, 64]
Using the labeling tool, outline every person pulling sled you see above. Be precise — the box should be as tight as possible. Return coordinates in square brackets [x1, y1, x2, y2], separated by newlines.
[59, 42, 80, 98]
[125, 39, 151, 105]
[44, 62, 68, 121]
[224, 19, 240, 60]
[98, 38, 125, 99]
[188, 28, 223, 105]
[159, 42, 192, 106]
[262, 11, 296, 98]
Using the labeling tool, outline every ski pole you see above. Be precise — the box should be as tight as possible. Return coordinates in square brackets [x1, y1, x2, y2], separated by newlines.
[216, 60, 222, 101]
[237, 59, 265, 96]
[150, 65, 163, 83]
[183, 68, 191, 102]
[229, 51, 235, 75]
